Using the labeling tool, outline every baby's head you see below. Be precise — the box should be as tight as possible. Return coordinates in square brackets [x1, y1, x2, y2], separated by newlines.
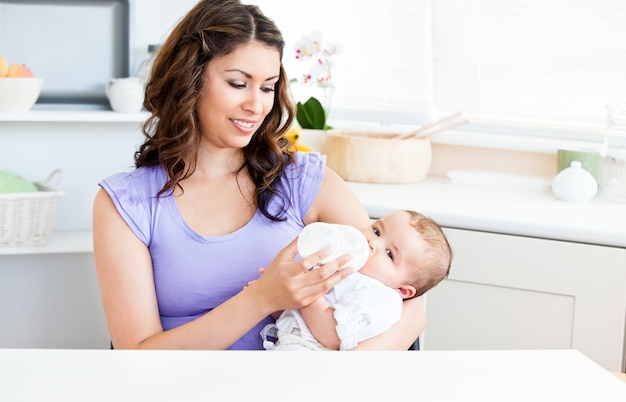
[403, 210, 451, 297]
[359, 210, 452, 299]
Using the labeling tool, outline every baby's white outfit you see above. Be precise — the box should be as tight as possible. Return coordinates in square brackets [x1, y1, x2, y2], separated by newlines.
[261, 272, 403, 350]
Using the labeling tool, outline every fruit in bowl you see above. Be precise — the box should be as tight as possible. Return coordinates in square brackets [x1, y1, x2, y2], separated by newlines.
[0, 56, 7, 77]
[0, 55, 43, 112]
[7, 63, 35, 78]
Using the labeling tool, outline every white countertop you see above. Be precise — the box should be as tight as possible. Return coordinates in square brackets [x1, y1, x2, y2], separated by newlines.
[1, 349, 625, 401]
[348, 176, 626, 248]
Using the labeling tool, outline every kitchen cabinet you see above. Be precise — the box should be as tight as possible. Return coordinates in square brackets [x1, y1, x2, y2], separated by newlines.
[423, 228, 626, 373]
[347, 180, 626, 372]
[0, 111, 146, 348]
[0, 253, 107, 348]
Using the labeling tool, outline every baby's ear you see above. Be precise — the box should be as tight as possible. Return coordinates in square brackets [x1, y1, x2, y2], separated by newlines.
[398, 285, 417, 300]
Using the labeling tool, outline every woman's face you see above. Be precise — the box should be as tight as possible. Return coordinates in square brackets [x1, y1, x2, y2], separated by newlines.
[197, 41, 281, 150]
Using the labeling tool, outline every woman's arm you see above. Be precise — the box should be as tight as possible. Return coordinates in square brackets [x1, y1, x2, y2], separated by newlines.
[304, 167, 372, 228]
[93, 188, 354, 350]
[357, 296, 426, 350]
[305, 167, 427, 349]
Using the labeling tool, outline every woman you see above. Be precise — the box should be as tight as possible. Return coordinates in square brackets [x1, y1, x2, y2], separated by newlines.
[93, 0, 426, 350]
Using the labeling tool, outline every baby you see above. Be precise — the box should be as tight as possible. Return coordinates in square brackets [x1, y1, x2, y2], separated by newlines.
[261, 209, 452, 350]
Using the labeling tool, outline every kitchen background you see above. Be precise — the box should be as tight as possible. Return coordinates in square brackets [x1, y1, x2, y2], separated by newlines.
[0, 0, 625, 372]
[0, 0, 194, 350]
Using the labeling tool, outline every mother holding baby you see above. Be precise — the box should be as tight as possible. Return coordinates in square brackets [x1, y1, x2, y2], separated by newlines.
[92, 0, 426, 350]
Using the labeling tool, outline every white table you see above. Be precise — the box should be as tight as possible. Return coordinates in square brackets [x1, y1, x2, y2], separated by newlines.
[1, 349, 625, 401]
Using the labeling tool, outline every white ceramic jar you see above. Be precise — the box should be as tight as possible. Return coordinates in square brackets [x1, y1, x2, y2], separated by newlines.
[105, 77, 144, 113]
[552, 161, 598, 203]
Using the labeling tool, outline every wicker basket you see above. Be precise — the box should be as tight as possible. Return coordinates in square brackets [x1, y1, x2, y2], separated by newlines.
[0, 169, 64, 246]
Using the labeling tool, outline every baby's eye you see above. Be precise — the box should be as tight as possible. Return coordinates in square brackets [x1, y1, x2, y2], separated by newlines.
[373, 228, 380, 237]
[386, 249, 394, 260]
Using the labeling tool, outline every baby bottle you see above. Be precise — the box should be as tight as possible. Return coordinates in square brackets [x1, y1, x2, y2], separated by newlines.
[297, 222, 369, 270]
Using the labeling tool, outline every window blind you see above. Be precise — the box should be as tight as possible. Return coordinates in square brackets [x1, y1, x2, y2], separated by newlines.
[431, 0, 626, 138]
[251, 0, 433, 124]
[250, 0, 626, 139]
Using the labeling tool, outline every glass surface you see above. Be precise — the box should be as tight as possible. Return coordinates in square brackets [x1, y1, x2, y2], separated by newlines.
[0, 0, 129, 105]
[600, 101, 626, 202]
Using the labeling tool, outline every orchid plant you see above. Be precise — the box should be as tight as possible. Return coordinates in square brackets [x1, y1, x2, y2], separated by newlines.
[291, 31, 342, 130]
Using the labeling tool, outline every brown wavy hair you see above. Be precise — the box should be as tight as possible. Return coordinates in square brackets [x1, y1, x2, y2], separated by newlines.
[135, 0, 295, 221]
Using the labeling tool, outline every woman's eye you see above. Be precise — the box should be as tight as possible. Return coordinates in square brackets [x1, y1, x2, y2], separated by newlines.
[229, 81, 246, 89]
[386, 249, 394, 260]
[261, 86, 275, 93]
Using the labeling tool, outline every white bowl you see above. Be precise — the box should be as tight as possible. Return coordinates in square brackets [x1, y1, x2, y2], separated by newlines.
[0, 77, 43, 112]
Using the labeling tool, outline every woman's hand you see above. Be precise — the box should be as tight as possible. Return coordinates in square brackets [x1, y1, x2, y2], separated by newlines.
[249, 237, 355, 314]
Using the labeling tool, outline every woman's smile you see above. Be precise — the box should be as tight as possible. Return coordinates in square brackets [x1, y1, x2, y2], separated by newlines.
[230, 118, 257, 134]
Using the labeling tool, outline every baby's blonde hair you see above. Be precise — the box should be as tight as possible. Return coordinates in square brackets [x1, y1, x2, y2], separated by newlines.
[404, 210, 452, 298]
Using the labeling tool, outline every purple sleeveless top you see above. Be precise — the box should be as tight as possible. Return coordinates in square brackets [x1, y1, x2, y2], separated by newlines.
[99, 152, 326, 349]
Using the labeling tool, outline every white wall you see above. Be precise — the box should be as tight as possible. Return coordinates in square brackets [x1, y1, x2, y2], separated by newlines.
[128, 0, 199, 75]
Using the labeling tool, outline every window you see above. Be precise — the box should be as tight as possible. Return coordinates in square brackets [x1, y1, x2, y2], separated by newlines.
[252, 0, 626, 141]
[252, 0, 433, 125]
[432, 0, 626, 141]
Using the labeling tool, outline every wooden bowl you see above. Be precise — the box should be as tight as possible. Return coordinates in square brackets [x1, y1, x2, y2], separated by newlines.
[321, 130, 432, 184]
